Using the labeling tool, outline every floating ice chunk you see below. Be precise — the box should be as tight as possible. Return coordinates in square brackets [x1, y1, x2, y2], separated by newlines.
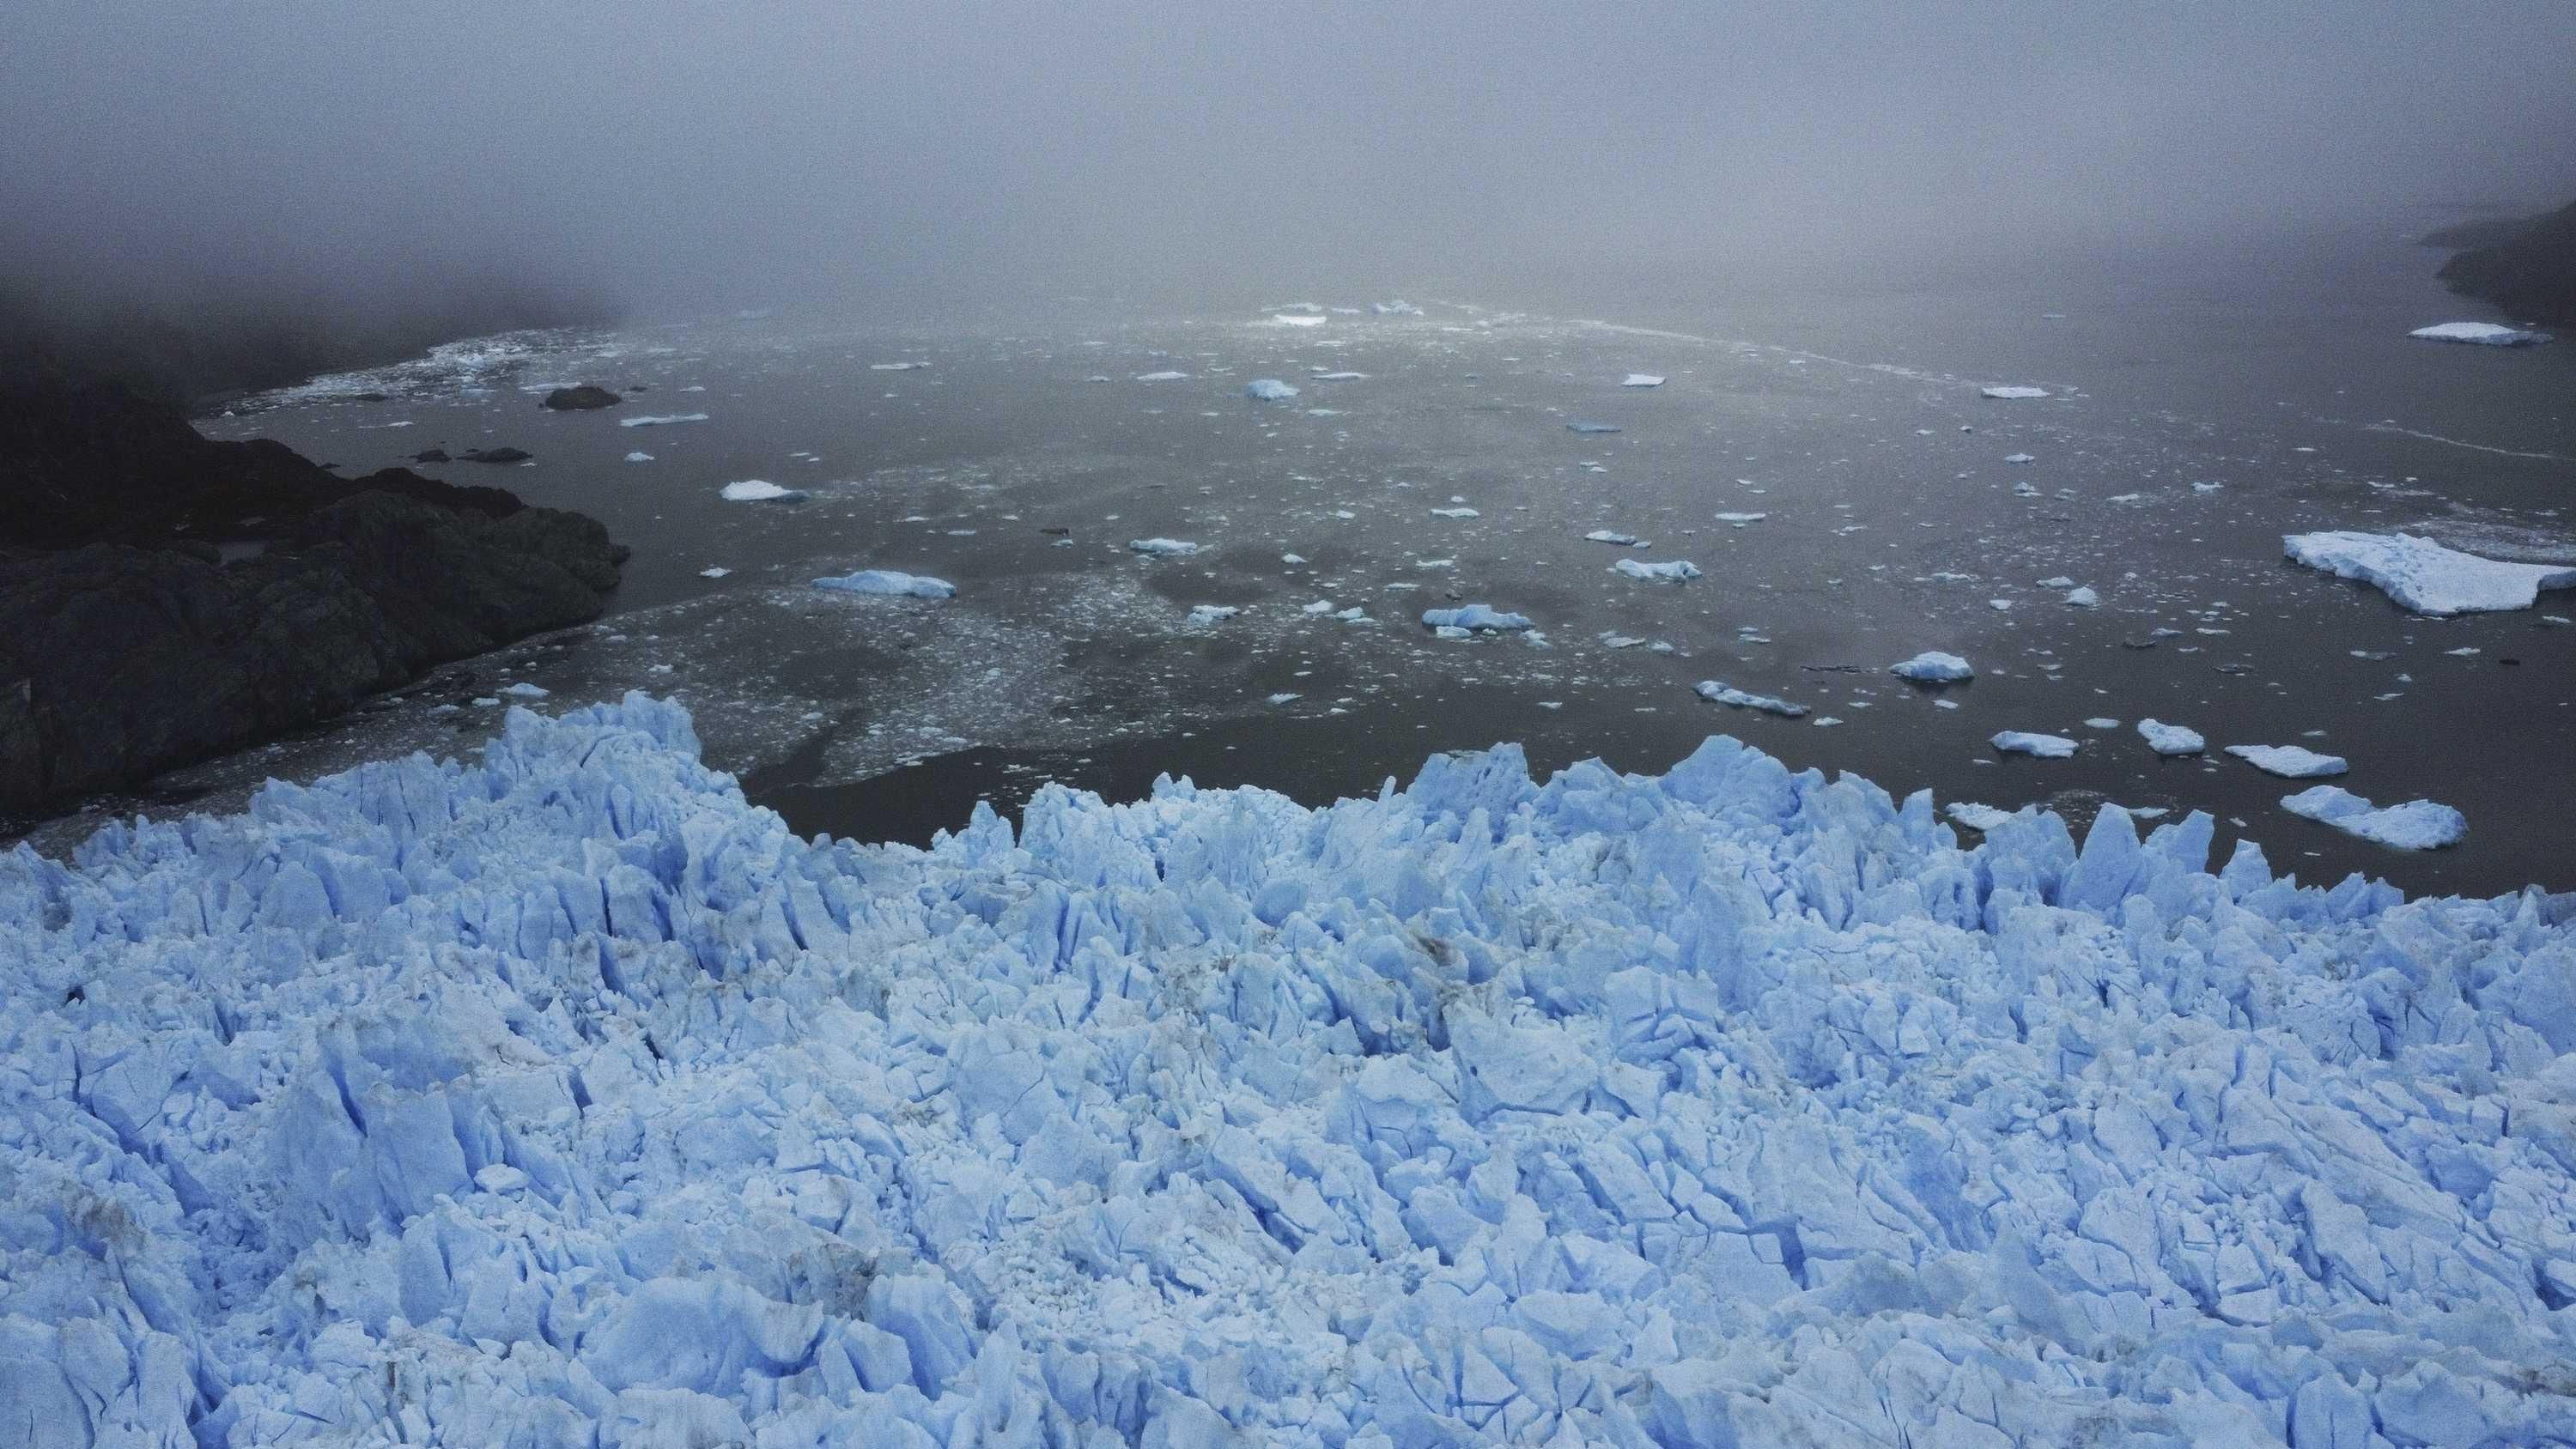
[2409, 320, 2551, 346]
[2004, 452, 2036, 464]
[698, 566, 732, 579]
[1309, 370, 1367, 380]
[620, 412, 710, 427]
[1566, 421, 1622, 433]
[1267, 312, 1327, 327]
[720, 479, 807, 502]
[1370, 298, 1422, 314]
[2226, 743, 2348, 778]
[2063, 585, 2099, 607]
[2083, 717, 2120, 729]
[1245, 378, 1300, 401]
[1266, 691, 1303, 705]
[1185, 603, 1239, 625]
[1890, 650, 1975, 682]
[2137, 718, 2205, 755]
[1612, 558, 1701, 582]
[869, 361, 928, 371]
[1991, 730, 2077, 758]
[1133, 370, 1190, 381]
[1945, 801, 2016, 830]
[1694, 681, 1808, 717]
[1128, 537, 1200, 555]
[1281, 552, 1306, 564]
[1431, 623, 1472, 639]
[2192, 481, 2224, 493]
[499, 682, 549, 698]
[1430, 506, 1479, 518]
[1413, 557, 1455, 569]
[624, 451, 655, 463]
[812, 569, 956, 599]
[1584, 529, 1639, 545]
[1421, 603, 1532, 631]
[2283, 530, 2576, 615]
[1980, 385, 2050, 399]
[2281, 785, 2466, 849]
[1622, 373, 1665, 387]
[1301, 599, 1336, 615]
[1713, 512, 1765, 525]
[2038, 575, 2075, 589]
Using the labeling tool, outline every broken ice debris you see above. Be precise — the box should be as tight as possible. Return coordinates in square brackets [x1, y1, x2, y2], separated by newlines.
[2225, 743, 2348, 779]
[2409, 320, 2551, 346]
[1421, 604, 1533, 631]
[2281, 785, 2467, 850]
[2004, 452, 2036, 464]
[1612, 558, 1701, 583]
[1370, 298, 1423, 314]
[623, 451, 655, 463]
[1584, 530, 1640, 545]
[499, 682, 549, 698]
[1713, 512, 1765, 524]
[1622, 373, 1665, 387]
[2283, 530, 2576, 615]
[1566, 421, 1621, 433]
[1890, 650, 1975, 682]
[1133, 370, 1189, 381]
[1945, 801, 2016, 831]
[1991, 731, 2078, 758]
[2137, 718, 2206, 756]
[1268, 312, 1327, 327]
[1245, 379, 1300, 401]
[1430, 506, 1480, 518]
[1694, 681, 1809, 717]
[720, 479, 807, 502]
[620, 412, 710, 427]
[698, 566, 732, 579]
[1980, 385, 2050, 399]
[2063, 585, 2100, 607]
[1128, 537, 1200, 556]
[1309, 370, 1366, 381]
[812, 569, 956, 599]
[1186, 604, 1240, 625]
[868, 361, 928, 371]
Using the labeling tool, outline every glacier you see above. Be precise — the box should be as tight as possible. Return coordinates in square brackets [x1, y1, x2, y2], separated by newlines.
[6, 695, 2576, 1446]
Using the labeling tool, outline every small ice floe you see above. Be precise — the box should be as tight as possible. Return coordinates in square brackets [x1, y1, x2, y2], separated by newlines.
[1601, 634, 1647, 649]
[1267, 692, 1303, 706]
[2225, 743, 2347, 779]
[1566, 421, 1622, 433]
[620, 413, 710, 427]
[1268, 312, 1327, 327]
[1133, 370, 1190, 381]
[2192, 481, 2224, 494]
[2012, 482, 2041, 497]
[1128, 537, 1200, 556]
[1695, 682, 1808, 718]
[1281, 553, 1307, 565]
[1584, 530, 1640, 545]
[499, 682, 550, 699]
[2082, 717, 2121, 730]
[1812, 716, 1843, 727]
[2004, 452, 2036, 464]
[2106, 493, 2145, 505]
[2409, 321, 2551, 347]
[812, 569, 955, 599]
[1612, 558, 1700, 582]
[1335, 606, 1371, 623]
[1431, 506, 1480, 518]
[698, 567, 732, 579]
[1989, 599, 2014, 611]
[1889, 651, 1974, 683]
[1300, 599, 1336, 615]
[471, 696, 501, 707]
[869, 361, 928, 371]
[624, 451, 655, 463]
[1245, 379, 1300, 401]
[2137, 718, 2205, 756]
[2063, 585, 2100, 607]
[720, 480, 808, 502]
[1713, 512, 1765, 525]
[2281, 785, 2466, 849]
[1945, 802, 2016, 832]
[1980, 385, 2050, 400]
[2283, 531, 2576, 615]
[1991, 731, 2077, 759]
[1310, 370, 1367, 381]
[1371, 300, 1423, 315]
[2038, 575, 2075, 589]
[1421, 604, 1533, 632]
[1186, 604, 1240, 626]
[1622, 373, 1665, 387]
[1413, 557, 1456, 569]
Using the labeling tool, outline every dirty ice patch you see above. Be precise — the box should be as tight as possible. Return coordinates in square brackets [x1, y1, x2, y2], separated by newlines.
[812, 569, 956, 600]
[2281, 784, 2468, 850]
[2285, 530, 2576, 615]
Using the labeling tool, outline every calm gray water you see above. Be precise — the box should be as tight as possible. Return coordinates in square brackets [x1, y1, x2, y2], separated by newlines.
[166, 227, 2573, 896]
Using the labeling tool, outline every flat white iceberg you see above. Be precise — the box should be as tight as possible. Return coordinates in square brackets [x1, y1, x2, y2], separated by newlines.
[1246, 378, 1300, 401]
[698, 566, 732, 579]
[1268, 312, 1327, 327]
[2137, 718, 2205, 756]
[1713, 512, 1765, 524]
[1370, 298, 1422, 314]
[621, 412, 710, 427]
[1186, 603, 1240, 625]
[2226, 743, 2348, 778]
[1694, 681, 1808, 717]
[1421, 603, 1532, 631]
[624, 450, 655, 463]
[2283, 530, 2576, 615]
[1310, 370, 1368, 381]
[2004, 452, 2035, 464]
[1991, 731, 2078, 758]
[720, 479, 806, 502]
[1583, 529, 1639, 545]
[2281, 784, 2467, 849]
[1980, 385, 2050, 400]
[1612, 558, 1701, 582]
[1133, 370, 1190, 381]
[1622, 373, 1665, 387]
[1890, 650, 1974, 682]
[812, 569, 955, 599]
[1430, 506, 1479, 519]
[1128, 537, 1200, 556]
[2409, 320, 2551, 346]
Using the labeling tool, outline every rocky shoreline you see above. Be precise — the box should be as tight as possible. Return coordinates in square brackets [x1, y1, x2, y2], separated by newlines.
[2430, 197, 2576, 327]
[1, 359, 626, 823]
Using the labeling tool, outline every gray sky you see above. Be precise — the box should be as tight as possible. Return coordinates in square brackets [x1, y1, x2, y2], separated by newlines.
[8, 0, 2573, 324]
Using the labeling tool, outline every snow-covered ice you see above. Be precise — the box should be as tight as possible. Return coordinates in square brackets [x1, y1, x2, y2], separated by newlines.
[1979, 385, 2050, 400]
[1246, 379, 1301, 401]
[1890, 651, 1974, 683]
[2409, 320, 2552, 346]
[1611, 558, 1701, 583]
[812, 569, 957, 600]
[1421, 603, 1533, 632]
[1621, 373, 1665, 387]
[2226, 743, 2349, 779]
[720, 480, 806, 503]
[620, 412, 710, 427]
[2281, 785, 2469, 850]
[2284, 531, 2576, 615]
[1127, 537, 1201, 556]
[7, 695, 2576, 1446]
[1693, 682, 1809, 717]
[1991, 731, 2078, 759]
[2138, 718, 2206, 756]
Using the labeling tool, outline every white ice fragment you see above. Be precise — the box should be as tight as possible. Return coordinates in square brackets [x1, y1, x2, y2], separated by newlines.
[624, 451, 655, 463]
[1267, 312, 1327, 327]
[2281, 785, 2466, 849]
[1128, 537, 1200, 555]
[1945, 801, 2016, 830]
[812, 569, 956, 599]
[1309, 370, 1367, 380]
[2138, 718, 2206, 756]
[2004, 452, 2036, 464]
[1622, 373, 1665, 387]
[2226, 743, 2348, 778]
[2082, 717, 2120, 730]
[1421, 604, 1533, 631]
[2409, 320, 2551, 346]
[1583, 530, 1639, 545]
[2283, 530, 2576, 615]
[1991, 731, 2078, 758]
[620, 412, 709, 427]
[2063, 585, 2100, 607]
[698, 566, 732, 579]
[1281, 553, 1307, 564]
[1186, 604, 1239, 625]
[1694, 682, 1808, 717]
[720, 479, 806, 502]
[1301, 599, 1336, 615]
[1713, 512, 1765, 524]
[1980, 385, 2050, 399]
[499, 682, 549, 699]
[1890, 651, 1974, 682]
[869, 361, 928, 371]
[1611, 558, 1701, 582]
[1133, 370, 1190, 381]
[1245, 379, 1300, 401]
[1430, 506, 1480, 518]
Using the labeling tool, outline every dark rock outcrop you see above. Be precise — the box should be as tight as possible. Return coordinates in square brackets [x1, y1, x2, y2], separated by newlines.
[2438, 198, 2576, 327]
[541, 385, 622, 410]
[459, 446, 533, 464]
[1, 362, 625, 822]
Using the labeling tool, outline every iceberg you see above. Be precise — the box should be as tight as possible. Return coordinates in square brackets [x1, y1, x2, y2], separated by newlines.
[1979, 385, 2050, 399]
[2284, 530, 2576, 615]
[1890, 650, 1974, 682]
[720, 479, 808, 502]
[2004, 452, 2036, 464]
[1127, 537, 1200, 556]
[620, 412, 710, 427]
[1622, 373, 1665, 387]
[699, 566, 732, 579]
[6, 694, 2576, 1446]
[1611, 558, 1701, 582]
[2226, 743, 2348, 778]
[2409, 320, 2551, 346]
[2137, 718, 2205, 756]
[1420, 603, 1533, 631]
[1693, 681, 1808, 717]
[2281, 784, 2468, 850]
[812, 569, 956, 599]
[1246, 379, 1300, 401]
[1991, 730, 2078, 758]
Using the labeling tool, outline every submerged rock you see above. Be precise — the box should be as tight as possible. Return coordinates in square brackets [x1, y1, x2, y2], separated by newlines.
[540, 384, 623, 410]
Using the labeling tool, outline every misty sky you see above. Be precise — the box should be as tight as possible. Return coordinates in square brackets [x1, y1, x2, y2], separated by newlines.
[8, 1, 2573, 323]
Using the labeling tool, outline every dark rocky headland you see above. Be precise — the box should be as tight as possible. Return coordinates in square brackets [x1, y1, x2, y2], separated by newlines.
[2431, 197, 2576, 327]
[1, 354, 627, 824]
